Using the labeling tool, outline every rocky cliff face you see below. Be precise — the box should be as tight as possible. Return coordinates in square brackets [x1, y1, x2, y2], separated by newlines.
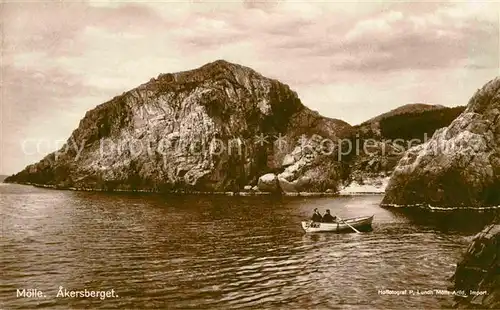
[382, 77, 500, 208]
[5, 60, 352, 192]
[452, 222, 500, 308]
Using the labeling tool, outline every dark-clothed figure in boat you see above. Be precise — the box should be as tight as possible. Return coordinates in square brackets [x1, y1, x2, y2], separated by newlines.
[322, 210, 337, 223]
[311, 208, 322, 222]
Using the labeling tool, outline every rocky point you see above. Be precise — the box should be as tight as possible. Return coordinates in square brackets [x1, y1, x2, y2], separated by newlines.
[382, 77, 500, 208]
[5, 60, 352, 193]
[452, 221, 500, 309]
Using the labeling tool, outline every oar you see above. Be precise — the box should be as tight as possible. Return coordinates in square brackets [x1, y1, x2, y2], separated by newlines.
[337, 216, 361, 233]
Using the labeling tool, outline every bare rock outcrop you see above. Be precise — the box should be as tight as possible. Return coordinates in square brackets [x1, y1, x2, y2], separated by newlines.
[257, 173, 279, 192]
[276, 134, 342, 193]
[5, 60, 352, 192]
[382, 77, 500, 208]
[452, 221, 500, 308]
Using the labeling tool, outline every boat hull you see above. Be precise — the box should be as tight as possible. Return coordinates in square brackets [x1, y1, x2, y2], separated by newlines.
[301, 215, 374, 233]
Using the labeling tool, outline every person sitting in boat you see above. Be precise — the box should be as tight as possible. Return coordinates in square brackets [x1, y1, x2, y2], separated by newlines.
[321, 209, 337, 223]
[311, 208, 322, 222]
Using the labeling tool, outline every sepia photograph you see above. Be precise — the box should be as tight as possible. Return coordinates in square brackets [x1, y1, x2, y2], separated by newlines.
[1, 0, 499, 309]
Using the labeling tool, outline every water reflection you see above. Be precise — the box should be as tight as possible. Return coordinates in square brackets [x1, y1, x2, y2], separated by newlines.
[386, 207, 499, 234]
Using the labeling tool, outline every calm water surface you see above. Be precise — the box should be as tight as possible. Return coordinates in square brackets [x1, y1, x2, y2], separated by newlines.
[0, 184, 497, 309]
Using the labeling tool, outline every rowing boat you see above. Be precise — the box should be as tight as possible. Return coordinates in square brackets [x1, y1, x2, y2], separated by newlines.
[301, 215, 374, 233]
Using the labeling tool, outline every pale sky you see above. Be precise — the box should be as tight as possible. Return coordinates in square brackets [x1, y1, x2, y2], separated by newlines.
[1, 0, 499, 175]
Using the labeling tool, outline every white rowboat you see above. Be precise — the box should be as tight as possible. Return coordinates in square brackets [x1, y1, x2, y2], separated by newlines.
[301, 215, 374, 233]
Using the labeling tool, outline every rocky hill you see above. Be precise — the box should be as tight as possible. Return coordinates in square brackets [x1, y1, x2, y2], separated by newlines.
[355, 103, 446, 138]
[378, 106, 466, 142]
[5, 60, 352, 193]
[365, 103, 445, 123]
[4, 60, 483, 195]
[382, 77, 500, 208]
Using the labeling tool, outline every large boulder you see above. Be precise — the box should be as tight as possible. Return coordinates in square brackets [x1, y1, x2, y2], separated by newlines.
[382, 77, 500, 208]
[452, 222, 500, 309]
[257, 173, 279, 192]
[275, 134, 343, 192]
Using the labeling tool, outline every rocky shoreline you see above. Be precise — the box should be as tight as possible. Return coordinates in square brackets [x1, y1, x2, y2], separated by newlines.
[380, 203, 500, 211]
[4, 60, 352, 194]
[452, 222, 500, 309]
[338, 176, 390, 195]
[382, 77, 500, 209]
[3, 62, 499, 210]
[14, 181, 341, 197]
